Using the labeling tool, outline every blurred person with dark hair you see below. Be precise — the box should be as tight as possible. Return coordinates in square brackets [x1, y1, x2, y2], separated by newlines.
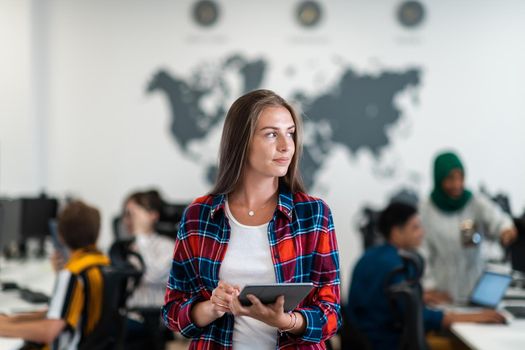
[0, 201, 110, 349]
[347, 202, 505, 350]
[118, 190, 176, 349]
[420, 151, 517, 304]
[122, 189, 175, 308]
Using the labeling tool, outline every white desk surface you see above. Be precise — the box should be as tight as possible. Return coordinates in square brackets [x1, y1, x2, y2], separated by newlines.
[451, 290, 525, 350]
[451, 320, 525, 350]
[0, 258, 55, 350]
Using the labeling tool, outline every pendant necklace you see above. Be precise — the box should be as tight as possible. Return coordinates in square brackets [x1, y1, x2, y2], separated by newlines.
[245, 193, 277, 217]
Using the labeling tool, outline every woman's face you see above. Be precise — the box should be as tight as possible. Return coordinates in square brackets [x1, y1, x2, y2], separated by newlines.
[244, 106, 296, 180]
[441, 169, 465, 198]
[123, 200, 157, 235]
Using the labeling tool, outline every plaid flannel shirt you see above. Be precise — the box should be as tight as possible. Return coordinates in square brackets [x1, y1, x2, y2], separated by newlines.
[162, 185, 341, 349]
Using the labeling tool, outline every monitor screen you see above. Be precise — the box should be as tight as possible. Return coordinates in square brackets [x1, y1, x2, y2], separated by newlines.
[0, 199, 22, 251]
[470, 271, 512, 308]
[20, 198, 58, 239]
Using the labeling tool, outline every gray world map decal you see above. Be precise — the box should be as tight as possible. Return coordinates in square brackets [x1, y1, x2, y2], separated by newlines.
[147, 54, 421, 189]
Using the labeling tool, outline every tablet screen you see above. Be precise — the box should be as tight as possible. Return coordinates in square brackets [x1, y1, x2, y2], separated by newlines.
[470, 271, 512, 308]
[238, 283, 314, 312]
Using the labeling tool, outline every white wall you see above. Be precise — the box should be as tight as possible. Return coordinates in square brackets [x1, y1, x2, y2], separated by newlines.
[0, 0, 37, 195]
[3, 0, 525, 302]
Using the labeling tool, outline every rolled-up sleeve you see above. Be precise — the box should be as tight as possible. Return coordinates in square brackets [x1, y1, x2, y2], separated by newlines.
[162, 216, 205, 338]
[477, 194, 514, 239]
[293, 203, 342, 344]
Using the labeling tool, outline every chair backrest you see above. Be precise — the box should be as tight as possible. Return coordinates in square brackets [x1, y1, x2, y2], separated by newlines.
[78, 265, 141, 350]
[358, 207, 384, 250]
[156, 203, 188, 239]
[109, 241, 173, 350]
[385, 251, 429, 350]
[109, 239, 145, 292]
[510, 218, 525, 273]
[338, 305, 372, 350]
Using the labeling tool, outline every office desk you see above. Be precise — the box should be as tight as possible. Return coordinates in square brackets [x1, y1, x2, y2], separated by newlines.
[0, 258, 55, 350]
[451, 288, 525, 350]
[451, 320, 525, 350]
[0, 338, 22, 350]
[0, 258, 54, 294]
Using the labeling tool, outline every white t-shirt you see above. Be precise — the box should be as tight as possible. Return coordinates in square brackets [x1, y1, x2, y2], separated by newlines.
[219, 201, 277, 350]
[419, 193, 513, 302]
[127, 232, 175, 307]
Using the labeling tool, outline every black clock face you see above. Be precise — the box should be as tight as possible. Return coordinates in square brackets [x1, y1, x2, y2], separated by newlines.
[397, 1, 425, 28]
[193, 0, 220, 27]
[296, 1, 322, 28]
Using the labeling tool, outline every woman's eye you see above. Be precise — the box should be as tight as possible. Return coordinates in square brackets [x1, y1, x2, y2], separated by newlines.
[266, 132, 277, 138]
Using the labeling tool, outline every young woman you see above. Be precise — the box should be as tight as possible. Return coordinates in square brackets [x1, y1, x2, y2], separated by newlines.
[162, 89, 341, 349]
[420, 151, 517, 304]
[122, 190, 175, 308]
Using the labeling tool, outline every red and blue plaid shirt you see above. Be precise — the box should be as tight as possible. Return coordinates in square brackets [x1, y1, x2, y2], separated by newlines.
[162, 185, 341, 349]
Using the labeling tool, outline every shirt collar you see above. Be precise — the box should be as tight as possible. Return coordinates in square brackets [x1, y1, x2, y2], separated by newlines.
[209, 183, 294, 221]
[210, 193, 226, 220]
[66, 245, 109, 268]
[276, 183, 293, 220]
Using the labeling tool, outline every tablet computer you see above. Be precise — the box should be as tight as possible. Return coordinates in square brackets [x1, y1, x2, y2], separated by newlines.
[238, 282, 314, 312]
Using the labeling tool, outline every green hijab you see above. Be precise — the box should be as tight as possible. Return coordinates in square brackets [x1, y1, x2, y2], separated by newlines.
[430, 152, 472, 213]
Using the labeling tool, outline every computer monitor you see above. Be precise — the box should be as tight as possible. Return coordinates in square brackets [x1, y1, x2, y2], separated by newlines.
[0, 198, 22, 254]
[20, 197, 58, 240]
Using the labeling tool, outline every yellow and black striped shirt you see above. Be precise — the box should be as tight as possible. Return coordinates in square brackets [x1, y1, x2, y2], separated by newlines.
[46, 247, 110, 350]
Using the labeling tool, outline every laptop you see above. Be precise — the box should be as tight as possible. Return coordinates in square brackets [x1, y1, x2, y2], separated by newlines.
[468, 271, 525, 319]
[469, 271, 512, 308]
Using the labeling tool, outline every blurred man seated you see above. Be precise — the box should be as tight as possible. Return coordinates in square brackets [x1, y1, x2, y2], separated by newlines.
[0, 200, 110, 349]
[347, 202, 505, 350]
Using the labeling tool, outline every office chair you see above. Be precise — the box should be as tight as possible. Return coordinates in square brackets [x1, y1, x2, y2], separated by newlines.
[385, 250, 429, 350]
[78, 265, 142, 350]
[109, 239, 145, 286]
[509, 218, 525, 274]
[156, 202, 187, 239]
[337, 305, 372, 350]
[358, 207, 384, 250]
[109, 239, 173, 350]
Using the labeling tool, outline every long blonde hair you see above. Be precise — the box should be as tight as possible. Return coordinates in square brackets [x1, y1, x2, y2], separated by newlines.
[210, 89, 305, 195]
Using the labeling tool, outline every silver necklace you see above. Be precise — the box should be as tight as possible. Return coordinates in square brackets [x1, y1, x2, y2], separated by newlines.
[248, 201, 271, 216]
[238, 193, 277, 217]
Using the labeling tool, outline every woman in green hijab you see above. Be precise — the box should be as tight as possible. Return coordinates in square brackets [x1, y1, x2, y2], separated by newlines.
[431, 152, 473, 213]
[419, 151, 517, 304]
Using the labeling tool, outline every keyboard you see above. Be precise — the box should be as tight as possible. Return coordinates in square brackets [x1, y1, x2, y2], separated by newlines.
[504, 305, 525, 319]
[19, 288, 50, 304]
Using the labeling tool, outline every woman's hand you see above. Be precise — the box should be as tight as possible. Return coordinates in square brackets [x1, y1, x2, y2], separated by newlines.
[210, 280, 240, 318]
[229, 293, 291, 329]
[190, 280, 240, 328]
